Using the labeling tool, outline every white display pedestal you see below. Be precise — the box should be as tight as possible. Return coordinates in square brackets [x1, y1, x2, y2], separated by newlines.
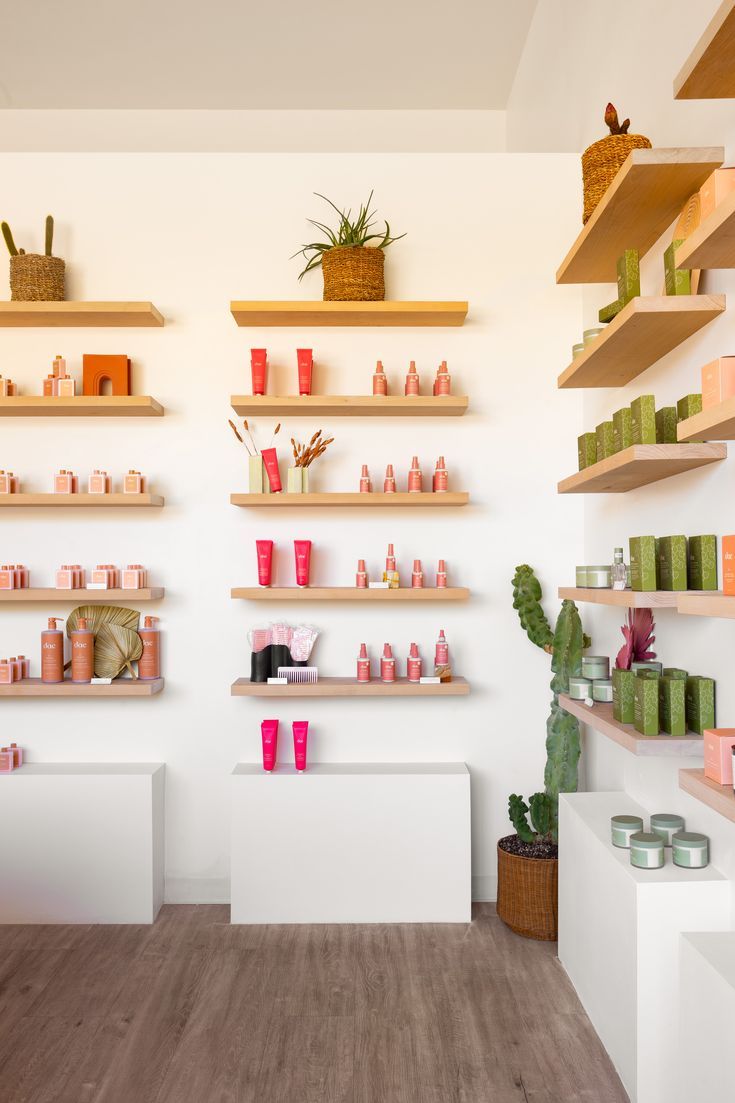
[231, 762, 471, 923]
[0, 763, 165, 923]
[679, 933, 735, 1103]
[559, 791, 729, 1103]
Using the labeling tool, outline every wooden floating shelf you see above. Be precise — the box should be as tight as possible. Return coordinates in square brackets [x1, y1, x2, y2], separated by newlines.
[231, 586, 469, 602]
[680, 769, 735, 823]
[678, 396, 735, 442]
[0, 677, 164, 698]
[560, 695, 704, 757]
[230, 394, 468, 417]
[677, 592, 735, 618]
[0, 493, 163, 508]
[0, 587, 164, 603]
[231, 492, 469, 508]
[674, 0, 735, 99]
[231, 676, 469, 698]
[676, 189, 735, 270]
[558, 443, 726, 494]
[556, 148, 724, 283]
[558, 295, 726, 389]
[0, 396, 163, 418]
[558, 587, 719, 609]
[230, 301, 468, 327]
[0, 302, 164, 327]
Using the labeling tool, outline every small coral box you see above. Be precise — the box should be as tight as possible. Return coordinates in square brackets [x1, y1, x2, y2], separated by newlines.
[722, 535, 735, 596]
[701, 357, 735, 410]
[704, 727, 735, 785]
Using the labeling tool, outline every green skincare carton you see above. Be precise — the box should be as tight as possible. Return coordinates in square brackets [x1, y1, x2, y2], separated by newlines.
[630, 535, 658, 591]
[664, 239, 691, 296]
[655, 407, 678, 444]
[659, 675, 687, 736]
[634, 672, 661, 736]
[663, 667, 688, 680]
[688, 534, 718, 590]
[596, 420, 615, 463]
[685, 675, 716, 734]
[631, 661, 663, 675]
[617, 248, 641, 305]
[631, 395, 657, 445]
[658, 535, 688, 591]
[599, 298, 622, 324]
[613, 407, 633, 453]
[578, 432, 597, 471]
[677, 394, 703, 422]
[613, 668, 636, 724]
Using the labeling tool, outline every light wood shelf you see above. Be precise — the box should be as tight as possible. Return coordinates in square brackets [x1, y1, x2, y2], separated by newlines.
[676, 189, 735, 270]
[677, 592, 735, 618]
[558, 295, 726, 389]
[0, 302, 164, 327]
[230, 301, 467, 327]
[558, 587, 718, 609]
[674, 0, 735, 99]
[0, 396, 163, 418]
[556, 148, 723, 283]
[231, 586, 469, 602]
[0, 587, 164, 604]
[0, 493, 163, 508]
[0, 677, 164, 697]
[231, 676, 469, 697]
[558, 443, 726, 494]
[230, 492, 469, 508]
[560, 695, 704, 757]
[680, 769, 735, 822]
[678, 396, 735, 442]
[230, 394, 468, 417]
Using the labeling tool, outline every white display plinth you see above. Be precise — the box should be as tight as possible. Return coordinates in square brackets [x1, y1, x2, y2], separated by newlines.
[0, 763, 165, 923]
[231, 762, 471, 923]
[559, 791, 729, 1103]
[679, 933, 735, 1103]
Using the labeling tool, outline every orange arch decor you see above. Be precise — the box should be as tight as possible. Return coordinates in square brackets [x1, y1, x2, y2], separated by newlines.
[82, 354, 131, 397]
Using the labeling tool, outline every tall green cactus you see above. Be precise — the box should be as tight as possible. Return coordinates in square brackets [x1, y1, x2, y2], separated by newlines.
[512, 564, 554, 652]
[1, 222, 18, 257]
[45, 215, 54, 257]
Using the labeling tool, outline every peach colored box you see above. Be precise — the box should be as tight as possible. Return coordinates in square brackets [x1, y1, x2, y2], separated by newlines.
[702, 357, 735, 410]
[699, 168, 735, 221]
[723, 536, 735, 596]
[704, 727, 735, 785]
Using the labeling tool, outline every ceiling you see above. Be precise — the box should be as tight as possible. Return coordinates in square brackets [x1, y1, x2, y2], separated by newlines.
[0, 0, 537, 110]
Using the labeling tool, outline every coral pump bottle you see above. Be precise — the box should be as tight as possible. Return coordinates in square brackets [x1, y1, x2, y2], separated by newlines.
[71, 616, 94, 683]
[138, 616, 160, 680]
[41, 617, 64, 683]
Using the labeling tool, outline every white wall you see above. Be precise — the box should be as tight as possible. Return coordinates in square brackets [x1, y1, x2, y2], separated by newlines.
[0, 152, 583, 903]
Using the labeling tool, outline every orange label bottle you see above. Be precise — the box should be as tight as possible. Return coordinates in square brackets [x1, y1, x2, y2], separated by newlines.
[138, 616, 160, 680]
[41, 617, 64, 683]
[71, 617, 94, 683]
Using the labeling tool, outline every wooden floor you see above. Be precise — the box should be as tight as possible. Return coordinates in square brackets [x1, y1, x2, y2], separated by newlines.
[0, 904, 628, 1103]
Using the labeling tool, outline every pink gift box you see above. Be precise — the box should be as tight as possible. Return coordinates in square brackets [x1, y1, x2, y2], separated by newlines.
[703, 727, 735, 785]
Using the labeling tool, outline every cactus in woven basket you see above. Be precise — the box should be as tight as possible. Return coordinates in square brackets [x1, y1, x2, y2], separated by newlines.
[1, 214, 55, 257]
[508, 792, 555, 845]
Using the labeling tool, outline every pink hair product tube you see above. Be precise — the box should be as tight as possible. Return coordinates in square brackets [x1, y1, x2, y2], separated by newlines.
[436, 559, 448, 588]
[407, 456, 423, 493]
[359, 464, 372, 493]
[380, 643, 396, 683]
[251, 349, 268, 395]
[384, 464, 396, 493]
[261, 719, 279, 772]
[261, 447, 282, 493]
[411, 559, 424, 588]
[407, 642, 422, 682]
[292, 721, 309, 772]
[296, 349, 313, 396]
[294, 540, 312, 588]
[357, 643, 371, 682]
[256, 540, 274, 587]
[356, 559, 368, 588]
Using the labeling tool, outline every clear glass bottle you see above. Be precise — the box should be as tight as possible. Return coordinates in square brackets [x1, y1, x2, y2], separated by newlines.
[612, 547, 628, 590]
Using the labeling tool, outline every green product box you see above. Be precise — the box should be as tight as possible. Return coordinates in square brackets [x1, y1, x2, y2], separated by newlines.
[596, 420, 615, 463]
[685, 675, 716, 734]
[599, 299, 622, 324]
[663, 667, 688, 680]
[634, 672, 661, 736]
[677, 394, 703, 422]
[659, 675, 687, 736]
[617, 249, 641, 305]
[655, 407, 678, 444]
[613, 668, 636, 724]
[630, 535, 658, 592]
[631, 395, 657, 445]
[688, 534, 718, 590]
[658, 535, 688, 591]
[578, 432, 597, 471]
[664, 240, 691, 296]
[613, 407, 633, 453]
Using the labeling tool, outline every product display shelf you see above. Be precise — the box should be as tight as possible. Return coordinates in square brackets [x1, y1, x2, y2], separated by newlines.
[230, 301, 468, 327]
[679, 768, 735, 822]
[674, 0, 735, 99]
[677, 395, 735, 441]
[0, 302, 164, 327]
[677, 591, 735, 618]
[231, 586, 469, 601]
[557, 587, 714, 608]
[231, 676, 470, 697]
[558, 443, 726, 493]
[230, 492, 469, 508]
[0, 493, 164, 508]
[0, 587, 165, 603]
[675, 188, 735, 270]
[230, 394, 468, 417]
[0, 396, 164, 417]
[555, 148, 724, 283]
[558, 295, 726, 389]
[0, 677, 164, 697]
[559, 695, 704, 757]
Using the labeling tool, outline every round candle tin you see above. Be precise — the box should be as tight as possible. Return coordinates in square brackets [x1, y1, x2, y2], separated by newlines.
[572, 342, 585, 358]
[592, 678, 613, 703]
[586, 565, 612, 588]
[582, 655, 610, 680]
[629, 831, 665, 869]
[672, 831, 709, 869]
[568, 676, 592, 701]
[575, 566, 589, 587]
[650, 813, 685, 847]
[583, 327, 605, 345]
[611, 814, 643, 848]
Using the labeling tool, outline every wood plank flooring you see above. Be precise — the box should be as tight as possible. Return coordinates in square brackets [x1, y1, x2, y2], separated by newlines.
[0, 904, 628, 1102]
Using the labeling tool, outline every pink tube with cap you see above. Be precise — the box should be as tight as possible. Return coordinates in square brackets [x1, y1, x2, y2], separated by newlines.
[293, 720, 309, 772]
[297, 349, 313, 396]
[256, 540, 273, 586]
[261, 447, 282, 492]
[261, 719, 279, 772]
[251, 349, 267, 395]
[294, 540, 312, 587]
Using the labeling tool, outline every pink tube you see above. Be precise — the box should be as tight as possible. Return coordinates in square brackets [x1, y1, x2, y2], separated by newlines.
[256, 540, 273, 586]
[261, 447, 282, 492]
[297, 348, 313, 396]
[294, 540, 312, 588]
[251, 349, 267, 395]
[261, 719, 279, 772]
[293, 721, 308, 772]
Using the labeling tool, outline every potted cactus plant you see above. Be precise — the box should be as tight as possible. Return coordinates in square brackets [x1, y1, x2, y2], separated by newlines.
[2, 215, 64, 301]
[496, 566, 589, 941]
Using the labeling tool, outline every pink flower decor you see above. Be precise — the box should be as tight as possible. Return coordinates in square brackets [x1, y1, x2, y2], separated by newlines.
[615, 608, 657, 670]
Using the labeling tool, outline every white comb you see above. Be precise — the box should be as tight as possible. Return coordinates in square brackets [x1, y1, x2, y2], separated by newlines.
[277, 666, 319, 684]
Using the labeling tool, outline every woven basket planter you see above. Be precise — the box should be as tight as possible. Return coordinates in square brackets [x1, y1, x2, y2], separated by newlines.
[321, 245, 384, 302]
[496, 842, 558, 941]
[581, 134, 652, 224]
[9, 253, 65, 301]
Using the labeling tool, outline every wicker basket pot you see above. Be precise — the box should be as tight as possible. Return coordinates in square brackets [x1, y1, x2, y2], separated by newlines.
[496, 842, 558, 941]
[321, 245, 384, 302]
[581, 134, 652, 224]
[9, 253, 65, 301]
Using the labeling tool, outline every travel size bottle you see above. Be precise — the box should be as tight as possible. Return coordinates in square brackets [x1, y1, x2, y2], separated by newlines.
[373, 361, 388, 396]
[612, 547, 628, 591]
[405, 361, 420, 396]
[357, 643, 371, 682]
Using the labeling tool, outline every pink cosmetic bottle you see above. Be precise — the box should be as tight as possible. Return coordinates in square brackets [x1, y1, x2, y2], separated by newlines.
[407, 642, 423, 682]
[436, 361, 451, 396]
[0, 748, 13, 773]
[384, 464, 396, 493]
[380, 643, 396, 683]
[356, 559, 368, 588]
[373, 361, 388, 396]
[405, 361, 420, 396]
[411, 559, 424, 588]
[0, 659, 14, 684]
[292, 721, 309, 772]
[407, 456, 423, 493]
[8, 742, 23, 766]
[433, 456, 448, 493]
[359, 464, 372, 493]
[357, 643, 371, 682]
[261, 719, 279, 772]
[436, 559, 448, 588]
[435, 629, 449, 666]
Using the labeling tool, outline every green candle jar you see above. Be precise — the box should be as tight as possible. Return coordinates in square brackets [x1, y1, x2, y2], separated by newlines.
[586, 566, 612, 588]
[593, 678, 613, 703]
[583, 655, 610, 680]
[672, 831, 709, 869]
[630, 831, 665, 869]
[572, 342, 585, 358]
[650, 813, 685, 847]
[569, 676, 592, 701]
[611, 814, 643, 848]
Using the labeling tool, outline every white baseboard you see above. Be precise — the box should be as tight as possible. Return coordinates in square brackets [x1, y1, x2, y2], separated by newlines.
[472, 875, 497, 902]
[164, 877, 230, 904]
